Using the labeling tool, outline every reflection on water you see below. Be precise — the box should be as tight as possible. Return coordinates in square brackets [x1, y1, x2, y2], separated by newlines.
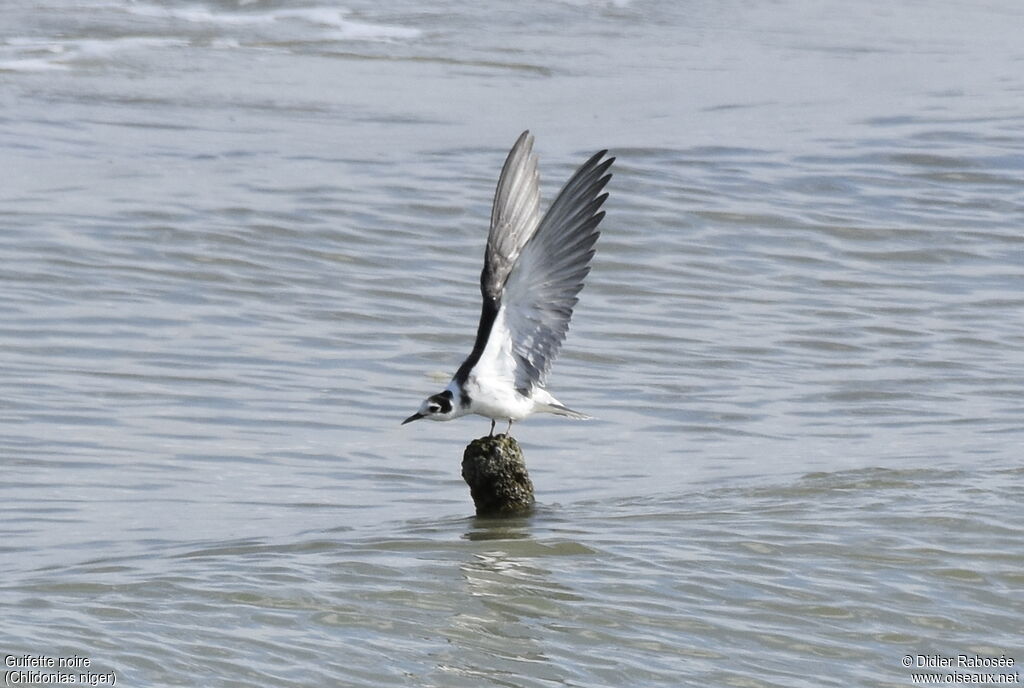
[8, 467, 1019, 686]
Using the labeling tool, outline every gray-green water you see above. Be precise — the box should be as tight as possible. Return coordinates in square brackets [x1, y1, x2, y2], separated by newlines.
[2, 1, 1022, 686]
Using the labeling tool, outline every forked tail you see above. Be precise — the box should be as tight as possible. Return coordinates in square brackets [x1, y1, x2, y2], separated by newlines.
[539, 402, 592, 420]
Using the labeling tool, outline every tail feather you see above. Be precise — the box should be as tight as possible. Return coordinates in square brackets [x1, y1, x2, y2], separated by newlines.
[539, 402, 592, 420]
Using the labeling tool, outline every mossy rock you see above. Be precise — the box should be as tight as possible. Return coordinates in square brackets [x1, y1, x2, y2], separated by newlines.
[461, 434, 535, 516]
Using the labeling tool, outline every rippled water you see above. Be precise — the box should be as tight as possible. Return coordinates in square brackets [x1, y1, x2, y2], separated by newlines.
[2, 0, 1022, 686]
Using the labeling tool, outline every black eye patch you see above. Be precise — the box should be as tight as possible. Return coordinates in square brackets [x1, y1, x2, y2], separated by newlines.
[429, 394, 453, 414]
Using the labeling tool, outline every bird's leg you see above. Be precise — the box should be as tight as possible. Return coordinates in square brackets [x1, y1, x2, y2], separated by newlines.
[489, 419, 495, 437]
[506, 419, 513, 435]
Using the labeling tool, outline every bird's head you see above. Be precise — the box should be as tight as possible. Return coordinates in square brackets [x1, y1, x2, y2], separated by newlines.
[402, 389, 456, 425]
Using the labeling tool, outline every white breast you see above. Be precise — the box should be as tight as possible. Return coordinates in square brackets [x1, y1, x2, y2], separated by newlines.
[463, 373, 535, 421]
[463, 308, 537, 421]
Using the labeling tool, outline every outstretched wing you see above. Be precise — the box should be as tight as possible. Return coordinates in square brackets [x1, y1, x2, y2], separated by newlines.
[500, 148, 614, 393]
[481, 130, 541, 302]
[454, 131, 541, 388]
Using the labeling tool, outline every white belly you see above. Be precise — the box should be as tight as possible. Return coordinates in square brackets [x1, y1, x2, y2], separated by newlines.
[463, 374, 536, 421]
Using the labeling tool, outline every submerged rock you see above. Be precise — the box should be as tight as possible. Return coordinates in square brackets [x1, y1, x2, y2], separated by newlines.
[461, 434, 535, 516]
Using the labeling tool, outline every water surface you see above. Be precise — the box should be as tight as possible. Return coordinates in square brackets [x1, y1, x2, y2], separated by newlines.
[2, 1, 1022, 686]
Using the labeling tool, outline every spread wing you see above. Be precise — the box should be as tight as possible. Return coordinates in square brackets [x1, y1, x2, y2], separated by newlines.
[481, 130, 541, 302]
[499, 148, 614, 393]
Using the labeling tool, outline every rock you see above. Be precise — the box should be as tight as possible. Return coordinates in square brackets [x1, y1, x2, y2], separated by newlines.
[461, 434, 535, 516]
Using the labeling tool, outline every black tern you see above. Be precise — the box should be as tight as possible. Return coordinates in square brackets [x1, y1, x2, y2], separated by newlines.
[403, 131, 613, 435]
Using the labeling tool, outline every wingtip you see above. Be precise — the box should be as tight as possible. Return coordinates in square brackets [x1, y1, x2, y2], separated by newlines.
[582, 150, 615, 179]
[508, 130, 536, 162]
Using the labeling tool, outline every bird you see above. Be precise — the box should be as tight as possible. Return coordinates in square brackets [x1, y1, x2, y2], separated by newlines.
[402, 131, 613, 436]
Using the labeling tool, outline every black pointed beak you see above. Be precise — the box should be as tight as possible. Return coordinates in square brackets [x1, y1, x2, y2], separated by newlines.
[402, 412, 425, 425]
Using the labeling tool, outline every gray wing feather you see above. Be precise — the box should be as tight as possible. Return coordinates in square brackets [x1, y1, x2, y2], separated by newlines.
[501, 148, 614, 393]
[481, 131, 541, 301]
